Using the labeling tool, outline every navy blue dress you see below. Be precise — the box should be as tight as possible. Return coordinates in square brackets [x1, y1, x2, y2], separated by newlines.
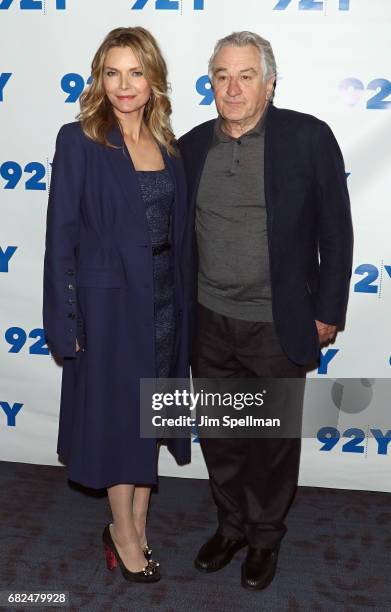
[136, 168, 175, 378]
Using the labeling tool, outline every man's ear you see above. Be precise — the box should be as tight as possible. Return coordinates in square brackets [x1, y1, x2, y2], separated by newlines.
[266, 76, 276, 100]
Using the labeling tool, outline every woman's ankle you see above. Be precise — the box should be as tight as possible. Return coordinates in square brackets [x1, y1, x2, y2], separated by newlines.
[111, 523, 140, 548]
[134, 523, 147, 546]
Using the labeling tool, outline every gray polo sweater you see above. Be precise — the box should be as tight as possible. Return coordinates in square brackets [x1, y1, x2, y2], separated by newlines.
[196, 108, 273, 322]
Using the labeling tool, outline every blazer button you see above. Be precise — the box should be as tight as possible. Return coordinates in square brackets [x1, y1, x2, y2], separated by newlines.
[68, 313, 76, 319]
[68, 283, 75, 290]
[68, 298, 75, 305]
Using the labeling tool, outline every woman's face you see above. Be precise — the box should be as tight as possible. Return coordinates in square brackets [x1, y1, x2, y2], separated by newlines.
[103, 46, 151, 118]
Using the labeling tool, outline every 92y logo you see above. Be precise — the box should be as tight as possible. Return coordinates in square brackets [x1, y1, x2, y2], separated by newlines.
[0, 246, 17, 273]
[131, 0, 204, 9]
[0, 73, 12, 102]
[339, 78, 391, 109]
[196, 75, 214, 105]
[1, 161, 46, 190]
[0, 0, 66, 9]
[5, 327, 49, 355]
[0, 401, 23, 426]
[61, 74, 92, 103]
[354, 263, 391, 295]
[274, 0, 350, 9]
[318, 427, 391, 455]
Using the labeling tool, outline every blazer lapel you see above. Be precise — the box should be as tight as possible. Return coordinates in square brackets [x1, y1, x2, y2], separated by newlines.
[188, 121, 216, 214]
[264, 104, 278, 242]
[264, 105, 292, 260]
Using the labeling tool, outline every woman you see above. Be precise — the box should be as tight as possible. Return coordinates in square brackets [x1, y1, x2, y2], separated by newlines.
[43, 27, 190, 583]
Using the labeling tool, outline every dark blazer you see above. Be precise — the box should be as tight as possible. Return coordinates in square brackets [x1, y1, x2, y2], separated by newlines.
[178, 104, 353, 366]
[43, 122, 190, 489]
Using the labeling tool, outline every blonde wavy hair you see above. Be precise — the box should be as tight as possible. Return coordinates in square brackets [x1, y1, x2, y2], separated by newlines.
[77, 27, 177, 156]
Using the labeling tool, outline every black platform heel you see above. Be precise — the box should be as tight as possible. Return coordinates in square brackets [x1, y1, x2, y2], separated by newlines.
[102, 524, 161, 583]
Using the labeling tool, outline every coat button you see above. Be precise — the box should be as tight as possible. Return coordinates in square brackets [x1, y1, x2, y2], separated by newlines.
[68, 313, 76, 319]
[68, 298, 75, 305]
[68, 283, 75, 290]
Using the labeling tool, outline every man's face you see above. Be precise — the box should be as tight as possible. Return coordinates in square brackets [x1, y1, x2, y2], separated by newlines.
[211, 44, 274, 128]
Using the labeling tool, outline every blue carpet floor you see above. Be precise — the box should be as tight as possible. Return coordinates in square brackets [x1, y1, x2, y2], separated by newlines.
[1, 461, 390, 611]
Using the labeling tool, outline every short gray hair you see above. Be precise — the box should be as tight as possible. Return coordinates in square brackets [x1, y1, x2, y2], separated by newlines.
[208, 31, 277, 84]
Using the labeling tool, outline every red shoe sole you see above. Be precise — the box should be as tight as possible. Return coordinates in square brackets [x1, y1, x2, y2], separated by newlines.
[104, 544, 118, 571]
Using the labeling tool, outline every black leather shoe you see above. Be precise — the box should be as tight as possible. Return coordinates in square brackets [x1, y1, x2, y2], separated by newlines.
[194, 532, 247, 573]
[241, 547, 279, 590]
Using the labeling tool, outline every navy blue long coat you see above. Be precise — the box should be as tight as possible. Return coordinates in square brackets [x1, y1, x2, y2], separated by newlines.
[43, 122, 191, 489]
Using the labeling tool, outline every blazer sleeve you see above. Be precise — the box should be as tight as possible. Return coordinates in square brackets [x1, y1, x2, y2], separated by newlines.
[312, 121, 354, 327]
[42, 124, 85, 358]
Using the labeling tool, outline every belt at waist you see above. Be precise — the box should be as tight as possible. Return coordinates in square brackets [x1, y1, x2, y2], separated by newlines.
[152, 242, 171, 256]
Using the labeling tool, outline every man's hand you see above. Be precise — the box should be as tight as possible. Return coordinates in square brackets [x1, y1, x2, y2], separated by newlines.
[76, 339, 80, 352]
[315, 320, 337, 345]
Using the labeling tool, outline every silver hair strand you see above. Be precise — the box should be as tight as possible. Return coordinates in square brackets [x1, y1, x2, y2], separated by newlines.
[208, 31, 277, 86]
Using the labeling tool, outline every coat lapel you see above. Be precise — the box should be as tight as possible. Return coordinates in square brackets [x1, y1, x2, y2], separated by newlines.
[105, 124, 150, 238]
[105, 124, 188, 259]
[161, 146, 186, 251]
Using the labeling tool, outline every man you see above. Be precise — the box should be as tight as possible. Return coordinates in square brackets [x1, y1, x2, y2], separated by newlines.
[178, 31, 353, 590]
